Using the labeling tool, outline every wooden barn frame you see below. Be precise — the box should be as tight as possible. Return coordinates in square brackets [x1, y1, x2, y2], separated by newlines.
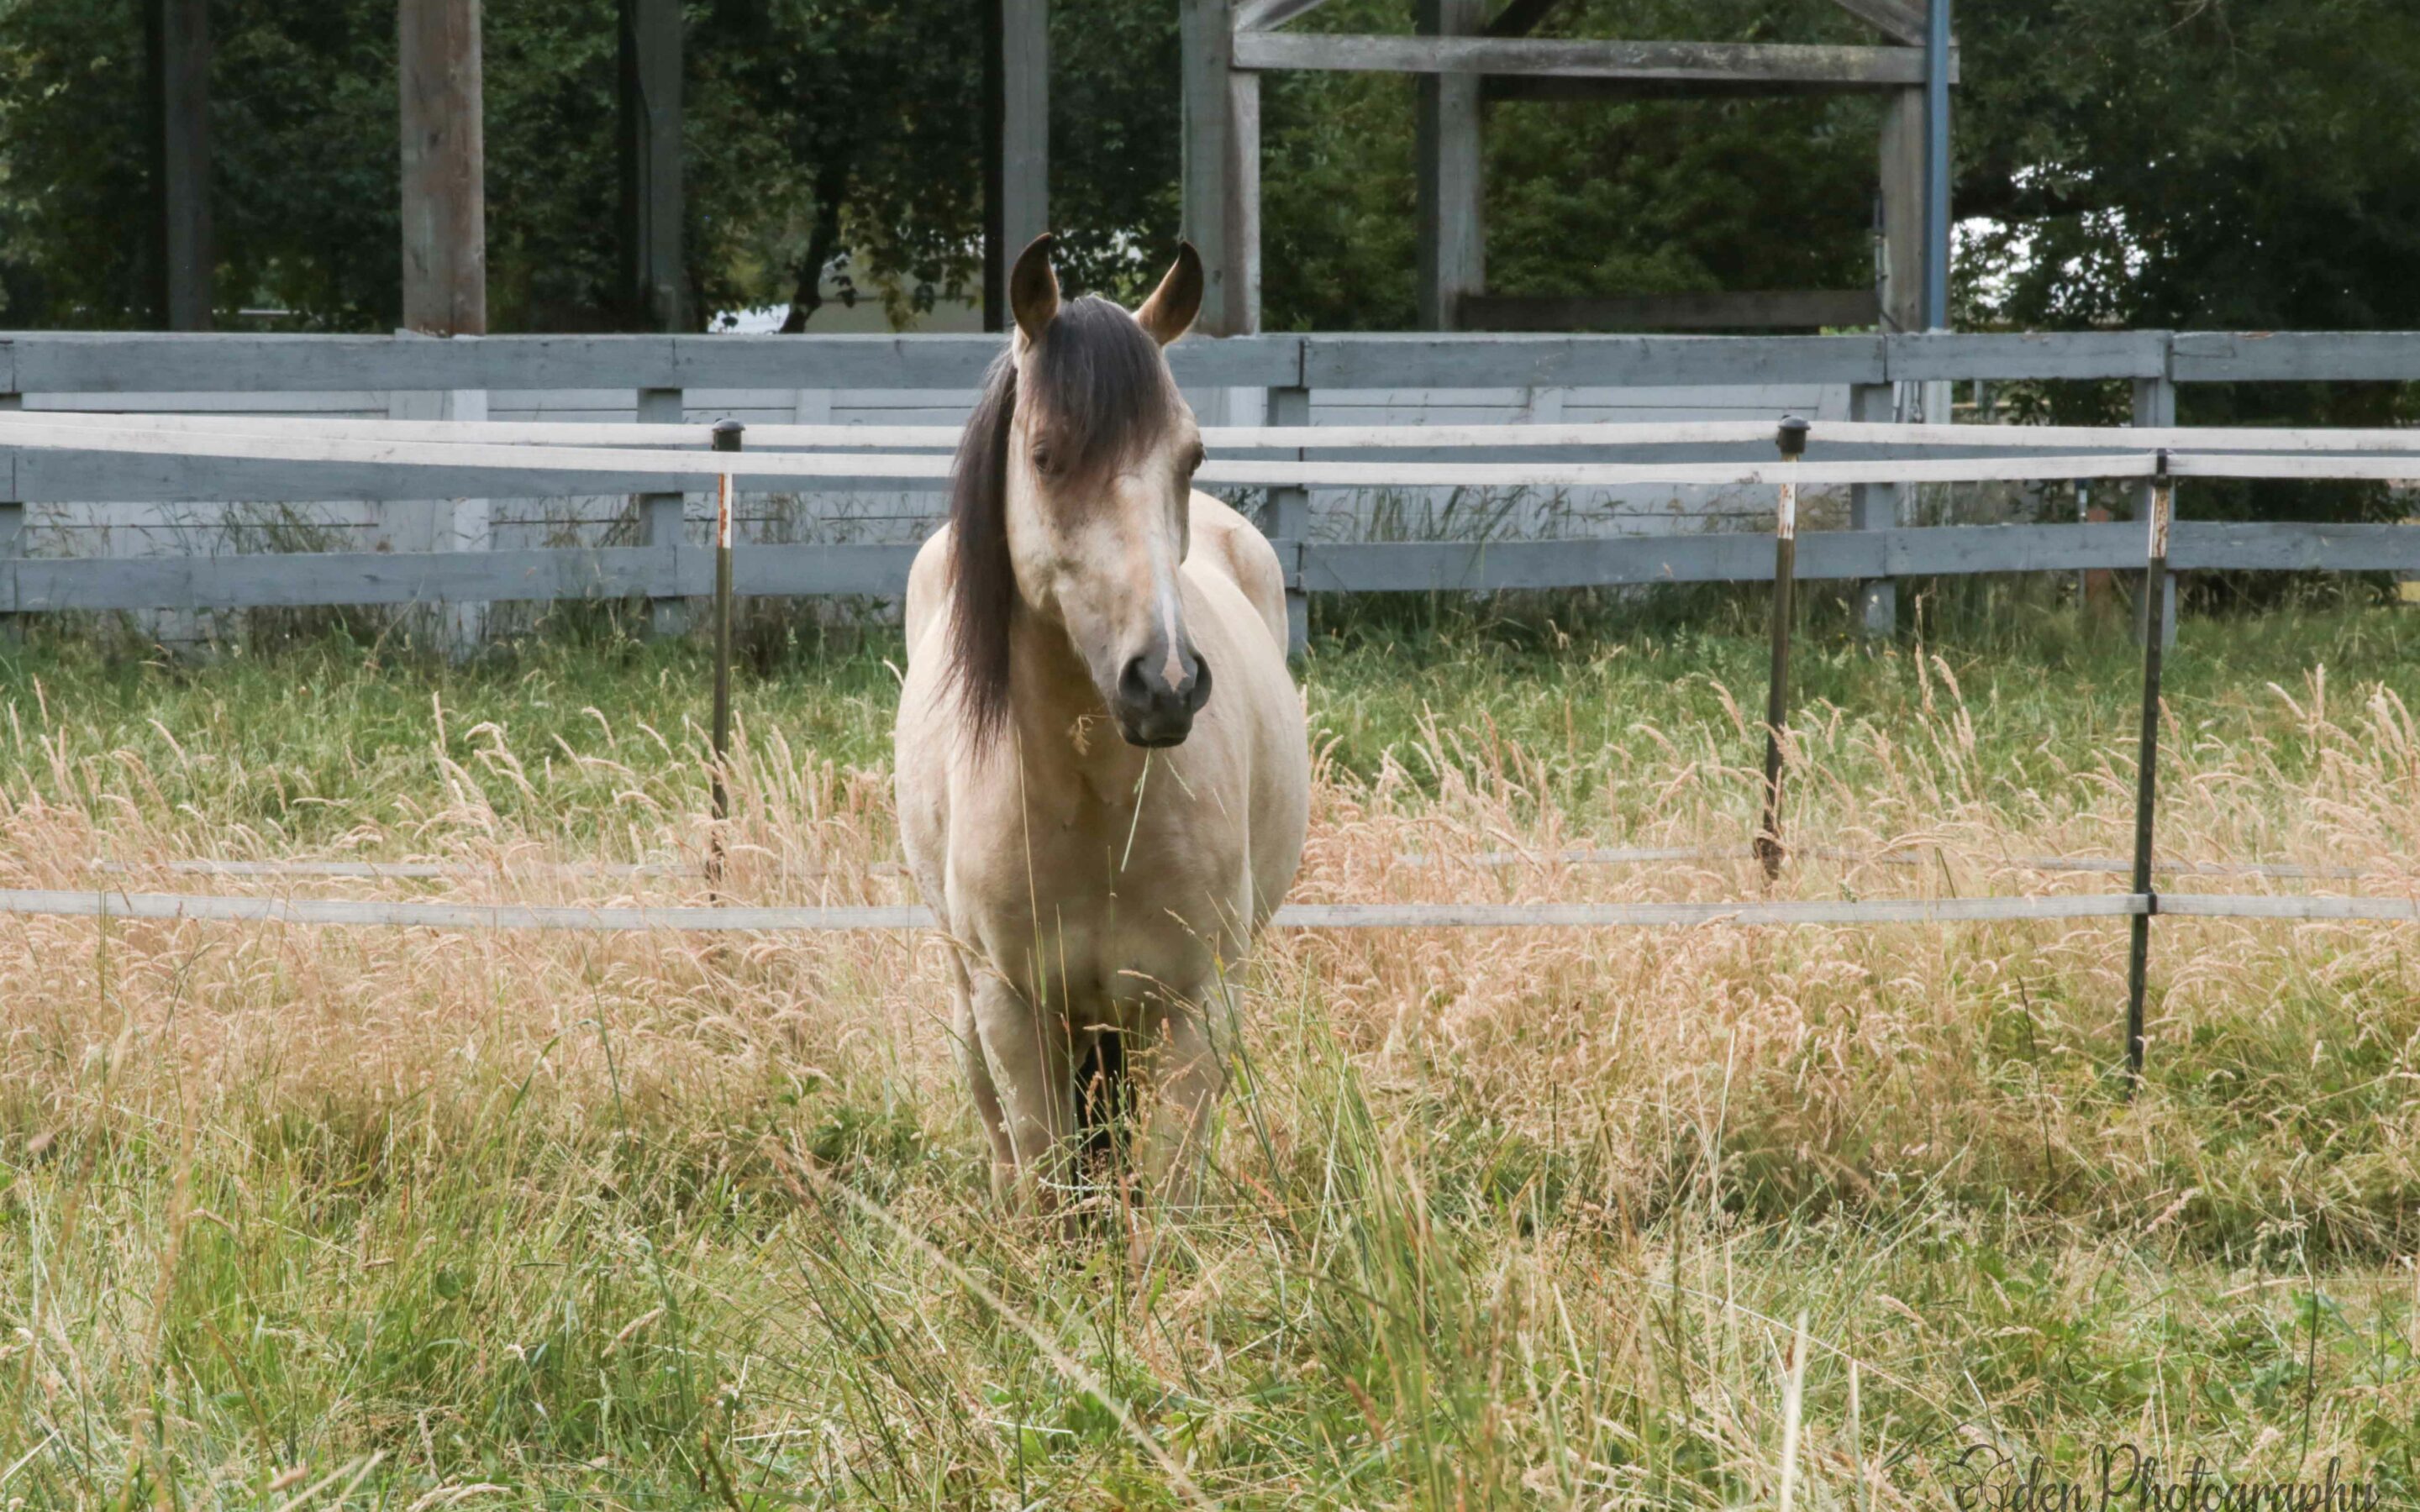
[1175, 0, 1957, 339]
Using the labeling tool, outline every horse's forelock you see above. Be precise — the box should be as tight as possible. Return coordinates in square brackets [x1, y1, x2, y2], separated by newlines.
[1022, 296, 1181, 493]
[944, 299, 1182, 746]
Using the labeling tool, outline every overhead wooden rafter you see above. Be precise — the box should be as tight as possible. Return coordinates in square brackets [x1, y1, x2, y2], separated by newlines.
[1230, 33, 1950, 91]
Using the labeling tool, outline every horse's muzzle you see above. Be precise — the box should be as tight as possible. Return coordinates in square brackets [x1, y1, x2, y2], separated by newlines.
[1115, 647, 1213, 747]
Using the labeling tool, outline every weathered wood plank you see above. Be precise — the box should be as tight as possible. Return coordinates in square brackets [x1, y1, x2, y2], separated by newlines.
[1417, 0, 1485, 331]
[398, 0, 487, 336]
[4, 547, 668, 612]
[155, 0, 213, 331]
[1000, 0, 1050, 268]
[6, 453, 955, 503]
[1888, 329, 2168, 381]
[12, 329, 2403, 398]
[1465, 290, 1878, 332]
[1181, 0, 1262, 334]
[618, 0, 685, 329]
[1302, 333, 1887, 387]
[2166, 521, 2420, 573]
[1232, 31, 1950, 86]
[8, 519, 2412, 616]
[0, 333, 1303, 395]
[1302, 524, 2157, 591]
[2171, 332, 2420, 383]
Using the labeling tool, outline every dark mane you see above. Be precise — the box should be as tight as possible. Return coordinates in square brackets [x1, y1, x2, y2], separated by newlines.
[945, 297, 1179, 746]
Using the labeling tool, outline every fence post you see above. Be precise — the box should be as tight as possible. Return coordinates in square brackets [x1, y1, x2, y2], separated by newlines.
[1265, 382, 1310, 658]
[0, 391, 19, 646]
[1756, 415, 1811, 879]
[386, 380, 489, 656]
[2123, 449, 2173, 1089]
[2131, 371, 2178, 650]
[638, 386, 687, 636]
[1849, 381, 1897, 638]
[708, 418, 742, 886]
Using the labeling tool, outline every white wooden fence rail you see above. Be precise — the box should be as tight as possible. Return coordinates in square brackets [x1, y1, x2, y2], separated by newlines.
[2, 328, 2416, 622]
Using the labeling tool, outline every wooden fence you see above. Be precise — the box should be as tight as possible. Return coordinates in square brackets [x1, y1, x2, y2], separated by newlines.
[2, 328, 2417, 623]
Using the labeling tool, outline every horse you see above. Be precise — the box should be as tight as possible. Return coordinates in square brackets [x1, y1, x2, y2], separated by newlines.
[892, 234, 1310, 1214]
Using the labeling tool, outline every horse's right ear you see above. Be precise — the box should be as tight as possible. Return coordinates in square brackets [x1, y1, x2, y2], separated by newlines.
[1009, 234, 1060, 343]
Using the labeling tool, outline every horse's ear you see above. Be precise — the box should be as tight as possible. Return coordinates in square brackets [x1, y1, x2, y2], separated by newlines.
[1009, 234, 1060, 343]
[1135, 243, 1203, 347]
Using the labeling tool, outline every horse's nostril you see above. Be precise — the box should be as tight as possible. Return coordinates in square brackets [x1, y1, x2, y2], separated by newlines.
[1184, 653, 1213, 712]
[1119, 655, 1154, 704]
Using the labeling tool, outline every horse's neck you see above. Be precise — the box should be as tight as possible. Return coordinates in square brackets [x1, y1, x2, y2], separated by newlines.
[1002, 603, 1145, 795]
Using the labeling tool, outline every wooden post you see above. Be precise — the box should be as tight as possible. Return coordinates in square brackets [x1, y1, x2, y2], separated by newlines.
[1921, 0, 1951, 331]
[399, 0, 487, 337]
[154, 0, 212, 331]
[618, 0, 684, 331]
[2123, 451, 2172, 1088]
[387, 384, 490, 654]
[1756, 416, 1810, 879]
[1416, 0, 1485, 329]
[981, 0, 1050, 327]
[1266, 383, 1310, 657]
[708, 419, 742, 886]
[639, 386, 687, 636]
[1180, 0, 1260, 337]
[0, 392, 20, 646]
[1876, 87, 1923, 333]
[1849, 381, 1897, 637]
[2132, 373, 2178, 649]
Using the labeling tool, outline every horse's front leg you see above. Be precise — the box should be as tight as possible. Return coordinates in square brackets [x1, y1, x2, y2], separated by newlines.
[969, 970, 1077, 1212]
[1137, 984, 1234, 1212]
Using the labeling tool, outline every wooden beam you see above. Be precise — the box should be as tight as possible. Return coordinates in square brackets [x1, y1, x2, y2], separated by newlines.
[1001, 0, 1049, 265]
[1826, 0, 1926, 47]
[1234, 0, 1335, 30]
[1460, 290, 1880, 332]
[1876, 87, 1923, 330]
[1181, 0, 1260, 335]
[398, 0, 487, 335]
[1482, 0, 1564, 38]
[155, 0, 211, 331]
[618, 0, 684, 331]
[1486, 75, 1881, 101]
[1417, 0, 1484, 330]
[982, 0, 1049, 326]
[1232, 32, 1949, 88]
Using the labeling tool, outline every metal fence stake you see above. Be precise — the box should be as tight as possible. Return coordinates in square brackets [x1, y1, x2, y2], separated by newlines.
[2124, 449, 2173, 1089]
[709, 418, 743, 887]
[1755, 415, 1811, 879]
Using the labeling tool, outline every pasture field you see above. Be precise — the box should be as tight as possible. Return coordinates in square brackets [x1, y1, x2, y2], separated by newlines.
[5, 593, 2420, 1509]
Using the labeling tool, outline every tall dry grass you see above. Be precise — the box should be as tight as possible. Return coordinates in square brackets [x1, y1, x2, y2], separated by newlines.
[3, 623, 2418, 1506]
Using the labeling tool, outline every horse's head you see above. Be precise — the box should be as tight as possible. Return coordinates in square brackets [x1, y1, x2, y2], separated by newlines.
[946, 234, 1210, 749]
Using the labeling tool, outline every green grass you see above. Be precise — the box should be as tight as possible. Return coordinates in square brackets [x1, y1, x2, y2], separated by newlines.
[3, 591, 2420, 1509]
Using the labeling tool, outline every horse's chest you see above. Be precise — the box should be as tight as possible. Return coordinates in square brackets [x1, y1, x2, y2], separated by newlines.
[944, 768, 1245, 1000]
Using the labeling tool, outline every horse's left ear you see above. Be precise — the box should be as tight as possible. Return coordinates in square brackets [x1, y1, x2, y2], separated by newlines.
[1135, 243, 1204, 347]
[1010, 234, 1060, 343]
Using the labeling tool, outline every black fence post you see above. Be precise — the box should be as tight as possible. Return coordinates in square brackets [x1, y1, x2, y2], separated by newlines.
[1756, 415, 1811, 879]
[2124, 449, 2173, 1088]
[709, 418, 743, 886]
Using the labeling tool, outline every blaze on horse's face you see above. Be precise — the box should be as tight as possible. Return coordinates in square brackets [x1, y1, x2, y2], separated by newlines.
[1004, 239, 1209, 748]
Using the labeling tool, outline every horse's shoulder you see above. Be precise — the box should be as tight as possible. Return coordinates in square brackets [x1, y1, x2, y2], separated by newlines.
[903, 522, 954, 665]
[1187, 491, 1287, 649]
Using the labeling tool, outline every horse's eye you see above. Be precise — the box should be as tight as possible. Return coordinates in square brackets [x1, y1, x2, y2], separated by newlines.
[1031, 444, 1056, 477]
[1186, 442, 1207, 474]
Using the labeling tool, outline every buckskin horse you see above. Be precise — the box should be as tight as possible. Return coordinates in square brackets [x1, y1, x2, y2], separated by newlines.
[893, 234, 1309, 1213]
